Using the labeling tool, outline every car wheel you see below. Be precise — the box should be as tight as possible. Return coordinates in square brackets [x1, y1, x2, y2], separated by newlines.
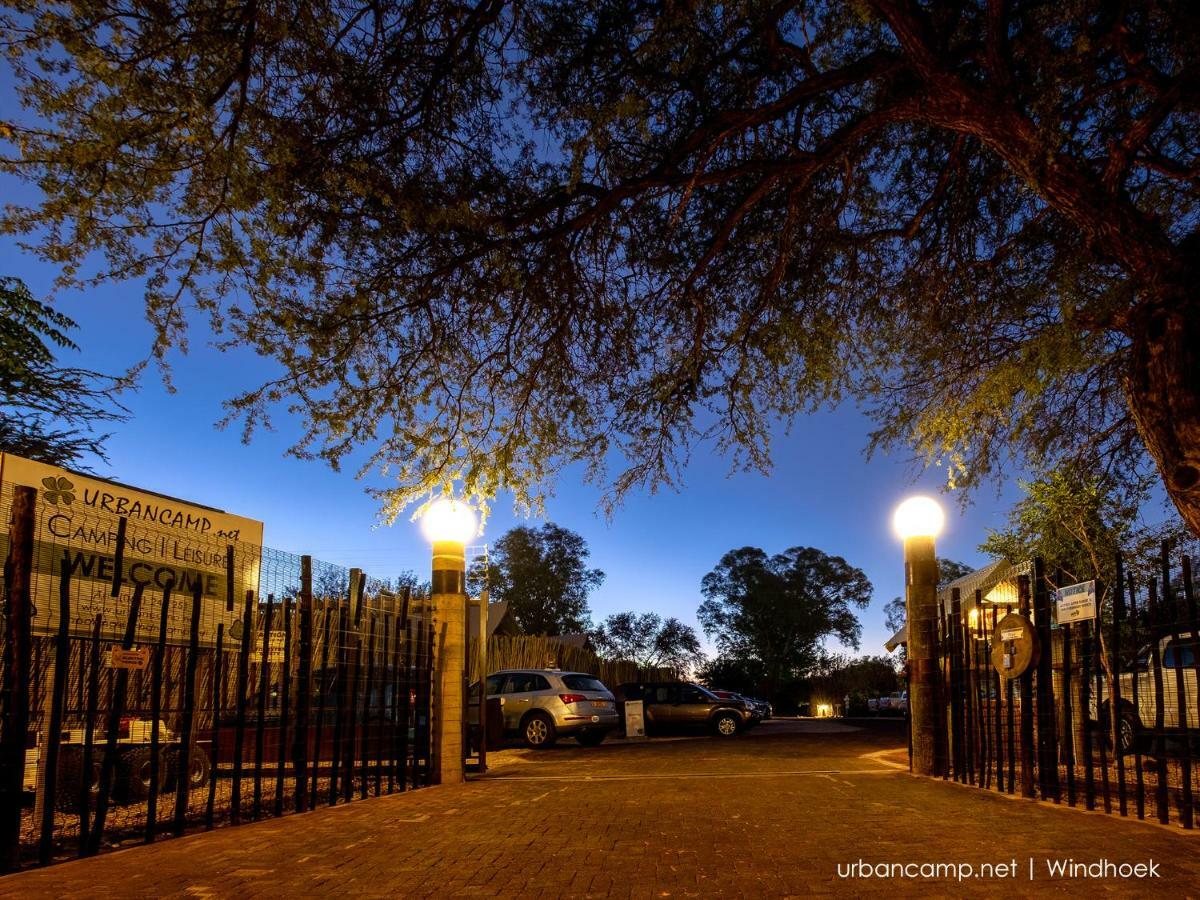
[522, 712, 557, 749]
[120, 746, 169, 803]
[576, 730, 606, 747]
[166, 745, 211, 791]
[712, 712, 740, 738]
[1115, 704, 1141, 755]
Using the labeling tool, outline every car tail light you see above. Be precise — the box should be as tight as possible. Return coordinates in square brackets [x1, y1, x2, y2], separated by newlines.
[559, 693, 587, 704]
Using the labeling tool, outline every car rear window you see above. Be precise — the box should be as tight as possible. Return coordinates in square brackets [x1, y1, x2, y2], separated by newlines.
[562, 674, 606, 692]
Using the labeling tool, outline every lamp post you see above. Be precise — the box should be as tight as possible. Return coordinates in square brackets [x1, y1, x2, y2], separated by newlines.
[420, 498, 477, 785]
[893, 496, 945, 777]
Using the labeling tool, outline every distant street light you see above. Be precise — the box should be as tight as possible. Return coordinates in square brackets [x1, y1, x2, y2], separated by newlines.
[420, 497, 478, 784]
[893, 495, 944, 777]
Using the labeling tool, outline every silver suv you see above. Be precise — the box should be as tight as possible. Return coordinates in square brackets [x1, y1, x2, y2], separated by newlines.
[485, 669, 619, 749]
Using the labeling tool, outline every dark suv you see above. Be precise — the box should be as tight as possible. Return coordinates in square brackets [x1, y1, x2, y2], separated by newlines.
[615, 682, 754, 737]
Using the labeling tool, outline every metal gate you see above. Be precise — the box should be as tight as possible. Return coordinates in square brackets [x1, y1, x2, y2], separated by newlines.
[0, 484, 435, 870]
[931, 545, 1200, 828]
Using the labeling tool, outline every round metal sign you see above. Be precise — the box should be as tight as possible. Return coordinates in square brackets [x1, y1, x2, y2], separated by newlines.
[990, 612, 1039, 680]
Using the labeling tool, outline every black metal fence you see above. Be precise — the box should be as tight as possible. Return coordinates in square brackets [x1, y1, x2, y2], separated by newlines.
[0, 484, 435, 870]
[933, 545, 1200, 828]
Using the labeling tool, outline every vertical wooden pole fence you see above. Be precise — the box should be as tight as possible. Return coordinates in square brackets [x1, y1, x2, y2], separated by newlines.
[1, 486, 36, 873]
[173, 578, 203, 837]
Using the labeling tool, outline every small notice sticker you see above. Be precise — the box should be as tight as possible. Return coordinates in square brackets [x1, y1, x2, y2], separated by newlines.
[1001, 628, 1024, 642]
[109, 647, 150, 670]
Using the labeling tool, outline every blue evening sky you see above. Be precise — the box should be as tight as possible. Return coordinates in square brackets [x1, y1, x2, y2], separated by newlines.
[1, 80, 1034, 662]
[3, 222, 1027, 661]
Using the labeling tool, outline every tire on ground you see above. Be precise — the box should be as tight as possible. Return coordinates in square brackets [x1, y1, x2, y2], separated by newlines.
[712, 711, 741, 738]
[1115, 703, 1142, 755]
[521, 712, 558, 749]
[166, 744, 211, 792]
[120, 746, 169, 804]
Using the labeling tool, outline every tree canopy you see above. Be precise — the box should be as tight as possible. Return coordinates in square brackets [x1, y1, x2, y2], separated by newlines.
[698, 545, 872, 694]
[590, 610, 703, 675]
[803, 653, 900, 707]
[2, 2, 1198, 531]
[696, 655, 769, 698]
[981, 464, 1196, 591]
[0, 276, 126, 466]
[472, 523, 603, 635]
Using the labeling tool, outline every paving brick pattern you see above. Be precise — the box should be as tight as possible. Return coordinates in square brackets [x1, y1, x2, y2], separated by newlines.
[3, 719, 1198, 898]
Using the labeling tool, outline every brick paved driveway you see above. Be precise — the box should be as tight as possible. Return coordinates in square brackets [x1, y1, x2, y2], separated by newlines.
[3, 718, 1198, 898]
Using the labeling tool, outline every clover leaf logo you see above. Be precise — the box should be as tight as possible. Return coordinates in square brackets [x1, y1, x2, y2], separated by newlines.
[41, 476, 75, 505]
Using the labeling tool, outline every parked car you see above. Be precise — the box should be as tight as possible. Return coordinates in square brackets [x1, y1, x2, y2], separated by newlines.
[878, 692, 908, 715]
[710, 690, 770, 724]
[1093, 630, 1198, 755]
[483, 669, 619, 749]
[867, 697, 880, 715]
[709, 690, 759, 727]
[616, 682, 755, 737]
[742, 695, 773, 720]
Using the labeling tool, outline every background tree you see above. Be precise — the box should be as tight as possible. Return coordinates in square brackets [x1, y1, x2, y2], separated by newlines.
[802, 654, 901, 714]
[698, 546, 872, 700]
[696, 655, 769, 699]
[981, 464, 1197, 631]
[882, 557, 973, 632]
[883, 557, 973, 661]
[0, 276, 126, 466]
[365, 570, 429, 602]
[4, 3, 1200, 533]
[590, 611, 703, 676]
[472, 523, 603, 635]
[935, 559, 976, 586]
[981, 466, 1195, 584]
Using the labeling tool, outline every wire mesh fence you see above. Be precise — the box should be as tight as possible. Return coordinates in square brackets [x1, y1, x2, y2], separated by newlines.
[930, 546, 1200, 829]
[0, 483, 434, 870]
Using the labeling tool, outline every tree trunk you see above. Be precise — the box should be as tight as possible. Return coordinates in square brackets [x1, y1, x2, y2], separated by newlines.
[1126, 303, 1200, 537]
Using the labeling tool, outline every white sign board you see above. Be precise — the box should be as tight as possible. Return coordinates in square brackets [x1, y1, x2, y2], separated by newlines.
[624, 699, 646, 739]
[1, 453, 264, 647]
[1055, 580, 1097, 624]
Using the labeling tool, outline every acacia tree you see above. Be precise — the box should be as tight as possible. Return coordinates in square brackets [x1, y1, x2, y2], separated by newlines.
[475, 523, 604, 635]
[2, 3, 1199, 530]
[981, 464, 1197, 594]
[591, 611, 704, 675]
[0, 276, 125, 466]
[698, 545, 872, 696]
